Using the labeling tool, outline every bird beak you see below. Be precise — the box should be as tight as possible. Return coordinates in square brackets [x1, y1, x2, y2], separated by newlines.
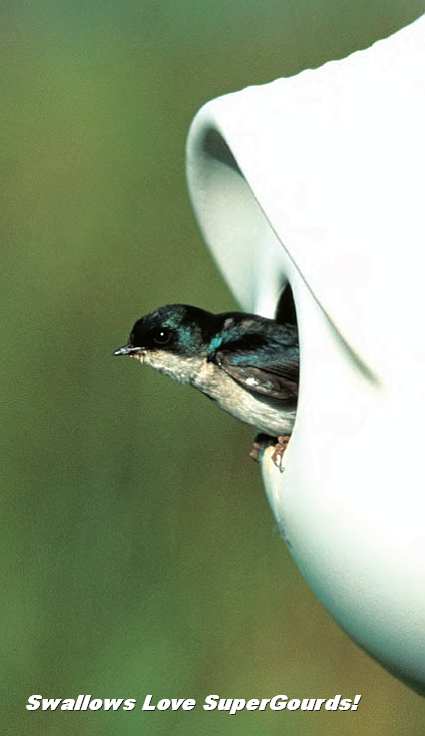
[113, 345, 143, 357]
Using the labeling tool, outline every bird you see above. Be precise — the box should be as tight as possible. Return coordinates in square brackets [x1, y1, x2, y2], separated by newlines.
[113, 304, 299, 469]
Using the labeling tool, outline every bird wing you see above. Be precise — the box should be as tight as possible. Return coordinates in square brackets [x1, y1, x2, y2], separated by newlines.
[212, 347, 299, 402]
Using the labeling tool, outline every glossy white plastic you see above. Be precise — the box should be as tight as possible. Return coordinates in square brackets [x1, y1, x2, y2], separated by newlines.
[186, 16, 425, 691]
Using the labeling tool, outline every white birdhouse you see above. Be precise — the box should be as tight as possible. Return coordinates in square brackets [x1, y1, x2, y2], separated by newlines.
[186, 15, 425, 693]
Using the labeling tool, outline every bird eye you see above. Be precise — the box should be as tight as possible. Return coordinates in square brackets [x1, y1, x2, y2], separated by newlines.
[153, 328, 172, 346]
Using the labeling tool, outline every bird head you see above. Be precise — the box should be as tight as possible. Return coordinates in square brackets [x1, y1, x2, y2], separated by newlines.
[113, 304, 218, 380]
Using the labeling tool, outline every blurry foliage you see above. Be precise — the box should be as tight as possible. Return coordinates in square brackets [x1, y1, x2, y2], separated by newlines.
[1, 1, 425, 733]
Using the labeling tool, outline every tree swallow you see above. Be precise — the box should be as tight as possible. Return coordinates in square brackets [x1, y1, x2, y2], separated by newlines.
[113, 304, 299, 468]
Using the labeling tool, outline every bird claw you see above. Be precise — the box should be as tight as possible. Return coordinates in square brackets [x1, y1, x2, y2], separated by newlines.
[249, 433, 275, 462]
[271, 435, 290, 472]
[250, 433, 290, 472]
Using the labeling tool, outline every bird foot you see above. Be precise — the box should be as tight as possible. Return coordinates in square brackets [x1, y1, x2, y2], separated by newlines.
[249, 434, 275, 462]
[250, 433, 290, 472]
[271, 435, 290, 472]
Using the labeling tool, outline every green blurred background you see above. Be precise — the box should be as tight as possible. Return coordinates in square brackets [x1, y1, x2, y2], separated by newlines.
[2, 1, 425, 733]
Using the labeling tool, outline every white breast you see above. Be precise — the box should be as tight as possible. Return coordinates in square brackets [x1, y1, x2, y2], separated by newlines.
[135, 351, 295, 436]
[192, 361, 295, 436]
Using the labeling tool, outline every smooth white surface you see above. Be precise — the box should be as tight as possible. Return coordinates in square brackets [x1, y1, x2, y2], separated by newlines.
[186, 16, 425, 690]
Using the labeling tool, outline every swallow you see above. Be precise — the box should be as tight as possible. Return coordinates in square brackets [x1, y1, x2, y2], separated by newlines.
[114, 304, 299, 469]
